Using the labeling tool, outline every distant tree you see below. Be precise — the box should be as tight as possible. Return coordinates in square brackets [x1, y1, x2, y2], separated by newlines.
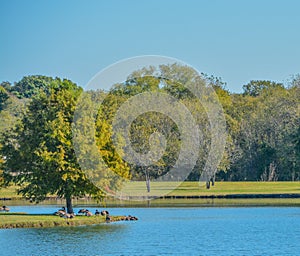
[104, 64, 228, 189]
[289, 74, 300, 88]
[0, 81, 12, 91]
[228, 81, 300, 181]
[201, 73, 227, 91]
[0, 86, 9, 111]
[243, 80, 284, 97]
[10, 75, 54, 99]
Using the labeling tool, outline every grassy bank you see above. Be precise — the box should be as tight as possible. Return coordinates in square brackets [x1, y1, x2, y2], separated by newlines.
[1, 182, 300, 207]
[1, 182, 300, 199]
[117, 181, 300, 197]
[172, 181, 300, 196]
[0, 185, 22, 199]
[0, 213, 125, 229]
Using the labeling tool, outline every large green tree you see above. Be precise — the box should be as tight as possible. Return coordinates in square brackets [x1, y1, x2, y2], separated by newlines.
[1, 78, 129, 213]
[101, 64, 228, 189]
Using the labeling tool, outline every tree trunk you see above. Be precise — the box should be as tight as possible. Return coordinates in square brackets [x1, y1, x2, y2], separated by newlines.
[206, 180, 210, 189]
[66, 196, 73, 214]
[145, 170, 150, 193]
[211, 175, 215, 186]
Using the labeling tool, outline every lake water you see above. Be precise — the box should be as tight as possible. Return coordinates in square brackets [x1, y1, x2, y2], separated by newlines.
[0, 206, 299, 256]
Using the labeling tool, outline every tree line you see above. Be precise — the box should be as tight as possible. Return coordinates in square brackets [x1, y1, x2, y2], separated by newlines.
[0, 65, 299, 212]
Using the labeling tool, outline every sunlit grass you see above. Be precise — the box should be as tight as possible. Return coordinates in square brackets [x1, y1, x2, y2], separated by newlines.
[116, 181, 300, 197]
[0, 213, 117, 229]
[1, 182, 300, 199]
[0, 185, 22, 198]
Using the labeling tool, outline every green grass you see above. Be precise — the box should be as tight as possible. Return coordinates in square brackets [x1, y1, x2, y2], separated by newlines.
[115, 181, 300, 197]
[105, 181, 300, 207]
[1, 182, 300, 199]
[0, 185, 22, 199]
[171, 181, 300, 195]
[1, 182, 300, 207]
[0, 212, 125, 229]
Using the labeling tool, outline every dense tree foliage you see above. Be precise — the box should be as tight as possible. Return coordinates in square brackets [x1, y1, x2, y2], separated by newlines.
[99, 65, 300, 184]
[0, 78, 129, 212]
[242, 80, 284, 97]
[0, 68, 299, 203]
[222, 80, 300, 181]
[9, 75, 54, 99]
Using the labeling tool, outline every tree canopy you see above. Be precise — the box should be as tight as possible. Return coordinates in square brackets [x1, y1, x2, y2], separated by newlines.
[0, 69, 299, 206]
[0, 78, 129, 213]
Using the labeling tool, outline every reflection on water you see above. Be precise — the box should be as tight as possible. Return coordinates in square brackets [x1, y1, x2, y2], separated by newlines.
[3, 197, 300, 208]
[1, 221, 128, 256]
[1, 207, 300, 256]
[31, 224, 127, 256]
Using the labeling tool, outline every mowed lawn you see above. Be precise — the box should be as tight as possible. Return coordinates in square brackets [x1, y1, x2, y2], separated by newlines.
[1, 182, 300, 199]
[170, 181, 300, 196]
[116, 181, 300, 197]
[0, 185, 22, 199]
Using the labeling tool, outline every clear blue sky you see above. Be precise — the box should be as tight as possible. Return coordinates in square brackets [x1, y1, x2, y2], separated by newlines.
[1, 0, 300, 92]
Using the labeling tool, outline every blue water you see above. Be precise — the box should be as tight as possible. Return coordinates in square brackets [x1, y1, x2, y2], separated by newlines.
[0, 206, 300, 256]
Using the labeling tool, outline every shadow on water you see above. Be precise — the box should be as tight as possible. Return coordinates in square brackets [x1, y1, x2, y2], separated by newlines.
[33, 223, 128, 243]
[1, 223, 129, 256]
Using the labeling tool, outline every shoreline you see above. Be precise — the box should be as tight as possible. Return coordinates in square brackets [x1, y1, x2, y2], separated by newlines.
[0, 213, 131, 229]
[1, 182, 300, 207]
[2, 192, 300, 202]
[1, 197, 300, 208]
